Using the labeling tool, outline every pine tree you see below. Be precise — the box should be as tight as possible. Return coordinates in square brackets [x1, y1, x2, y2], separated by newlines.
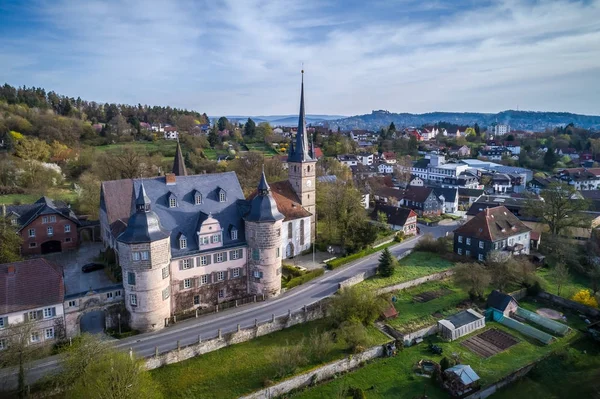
[378, 248, 396, 277]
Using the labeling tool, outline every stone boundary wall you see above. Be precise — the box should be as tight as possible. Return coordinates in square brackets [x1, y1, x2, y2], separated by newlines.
[238, 344, 385, 399]
[338, 250, 414, 290]
[145, 303, 326, 370]
[399, 323, 439, 346]
[377, 269, 454, 295]
[538, 291, 600, 318]
[464, 361, 538, 399]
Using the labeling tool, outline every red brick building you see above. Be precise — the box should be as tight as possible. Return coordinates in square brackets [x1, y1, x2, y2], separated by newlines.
[2, 197, 80, 255]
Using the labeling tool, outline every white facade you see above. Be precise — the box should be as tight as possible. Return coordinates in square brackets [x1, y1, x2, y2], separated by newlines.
[337, 155, 358, 167]
[493, 124, 511, 136]
[377, 163, 394, 174]
[438, 309, 485, 341]
[164, 129, 179, 140]
[0, 303, 65, 347]
[438, 194, 458, 214]
[356, 153, 374, 166]
[281, 216, 311, 259]
[412, 154, 469, 183]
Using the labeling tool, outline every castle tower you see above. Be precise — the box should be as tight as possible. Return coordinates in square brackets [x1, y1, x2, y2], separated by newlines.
[244, 170, 284, 298]
[117, 182, 172, 332]
[288, 70, 317, 242]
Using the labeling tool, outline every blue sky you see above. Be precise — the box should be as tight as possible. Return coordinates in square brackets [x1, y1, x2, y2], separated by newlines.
[1, 0, 599, 116]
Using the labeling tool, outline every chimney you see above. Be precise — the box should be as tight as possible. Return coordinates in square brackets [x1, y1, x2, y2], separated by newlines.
[165, 173, 176, 185]
[7, 265, 15, 275]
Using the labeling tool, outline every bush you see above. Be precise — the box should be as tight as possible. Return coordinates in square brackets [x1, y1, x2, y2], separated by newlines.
[282, 264, 303, 278]
[338, 321, 369, 353]
[394, 231, 405, 242]
[328, 286, 389, 327]
[271, 340, 308, 378]
[440, 356, 456, 371]
[0, 185, 25, 195]
[286, 268, 325, 289]
[413, 234, 450, 255]
[571, 289, 599, 308]
[307, 330, 335, 363]
[327, 242, 397, 270]
[348, 386, 367, 399]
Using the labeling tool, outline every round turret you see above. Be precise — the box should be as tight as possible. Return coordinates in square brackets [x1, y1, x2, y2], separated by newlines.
[117, 183, 172, 332]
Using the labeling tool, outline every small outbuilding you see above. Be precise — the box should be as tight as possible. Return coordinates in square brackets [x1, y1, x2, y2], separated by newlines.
[486, 290, 519, 317]
[444, 364, 481, 397]
[438, 309, 485, 341]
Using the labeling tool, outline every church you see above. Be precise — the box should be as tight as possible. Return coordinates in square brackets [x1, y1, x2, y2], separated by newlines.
[99, 74, 316, 332]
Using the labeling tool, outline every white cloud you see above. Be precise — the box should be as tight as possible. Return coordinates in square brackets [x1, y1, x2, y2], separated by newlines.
[0, 0, 599, 115]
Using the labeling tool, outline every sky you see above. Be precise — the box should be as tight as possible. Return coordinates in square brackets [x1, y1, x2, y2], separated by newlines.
[1, 0, 599, 116]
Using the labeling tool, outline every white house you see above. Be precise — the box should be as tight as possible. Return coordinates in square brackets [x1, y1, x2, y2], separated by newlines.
[337, 154, 359, 167]
[164, 126, 179, 140]
[356, 153, 374, 166]
[0, 259, 66, 348]
[377, 163, 394, 174]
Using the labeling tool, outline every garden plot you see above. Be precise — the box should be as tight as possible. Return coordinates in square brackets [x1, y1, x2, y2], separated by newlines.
[462, 328, 519, 358]
[413, 288, 453, 303]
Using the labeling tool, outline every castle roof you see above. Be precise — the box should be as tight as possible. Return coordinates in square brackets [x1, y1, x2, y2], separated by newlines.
[118, 183, 170, 244]
[244, 171, 284, 223]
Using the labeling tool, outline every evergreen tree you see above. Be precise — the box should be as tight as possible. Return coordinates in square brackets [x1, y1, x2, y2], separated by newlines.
[217, 116, 229, 132]
[544, 145, 558, 169]
[388, 122, 396, 133]
[244, 118, 256, 137]
[377, 248, 396, 277]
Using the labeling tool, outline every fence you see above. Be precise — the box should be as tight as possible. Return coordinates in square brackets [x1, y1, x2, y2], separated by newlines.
[145, 301, 326, 370]
[538, 291, 600, 318]
[238, 344, 386, 399]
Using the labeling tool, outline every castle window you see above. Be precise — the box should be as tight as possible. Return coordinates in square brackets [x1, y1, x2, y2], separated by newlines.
[201, 236, 209, 245]
[201, 274, 209, 285]
[127, 272, 136, 285]
[252, 248, 260, 261]
[179, 236, 187, 249]
[466, 237, 471, 245]
[211, 234, 221, 243]
[253, 270, 262, 279]
[231, 229, 238, 240]
[129, 294, 137, 306]
[217, 271, 225, 281]
[216, 253, 224, 263]
[218, 289, 225, 298]
[169, 197, 177, 208]
[162, 267, 169, 279]
[193, 295, 200, 305]
[195, 193, 202, 205]
[107, 292, 113, 299]
[30, 332, 40, 343]
[300, 220, 305, 246]
[232, 268, 240, 278]
[276, 247, 280, 258]
[141, 251, 149, 260]
[162, 287, 170, 300]
[181, 259, 192, 269]
[219, 189, 226, 202]
[132, 252, 140, 261]
[43, 307, 56, 318]
[288, 223, 292, 239]
[184, 278, 192, 289]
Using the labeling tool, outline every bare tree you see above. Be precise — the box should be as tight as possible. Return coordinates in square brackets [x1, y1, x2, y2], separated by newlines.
[453, 262, 491, 300]
[553, 263, 570, 296]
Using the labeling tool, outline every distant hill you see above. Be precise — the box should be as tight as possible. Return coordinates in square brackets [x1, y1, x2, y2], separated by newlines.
[326, 110, 600, 132]
[215, 115, 346, 127]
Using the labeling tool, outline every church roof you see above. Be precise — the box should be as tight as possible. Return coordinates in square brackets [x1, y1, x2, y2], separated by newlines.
[288, 72, 315, 164]
[247, 180, 311, 222]
[172, 141, 187, 176]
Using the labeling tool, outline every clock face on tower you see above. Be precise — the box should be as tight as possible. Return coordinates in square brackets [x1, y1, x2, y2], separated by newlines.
[306, 179, 312, 187]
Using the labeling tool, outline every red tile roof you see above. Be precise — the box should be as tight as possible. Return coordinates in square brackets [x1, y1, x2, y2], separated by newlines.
[247, 180, 311, 222]
[0, 259, 64, 314]
[454, 205, 531, 242]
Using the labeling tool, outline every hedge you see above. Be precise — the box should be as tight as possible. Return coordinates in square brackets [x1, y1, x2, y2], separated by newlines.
[326, 241, 397, 270]
[285, 268, 325, 289]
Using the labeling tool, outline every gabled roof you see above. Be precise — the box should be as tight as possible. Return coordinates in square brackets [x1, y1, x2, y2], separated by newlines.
[5, 196, 80, 231]
[374, 187, 405, 201]
[455, 205, 531, 241]
[371, 204, 417, 227]
[458, 188, 484, 198]
[445, 365, 480, 385]
[403, 186, 436, 204]
[0, 258, 64, 314]
[433, 187, 458, 202]
[486, 290, 518, 311]
[247, 180, 311, 222]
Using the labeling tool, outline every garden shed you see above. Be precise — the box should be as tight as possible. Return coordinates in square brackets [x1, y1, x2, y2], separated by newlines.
[438, 309, 485, 341]
[443, 364, 480, 397]
[486, 290, 519, 317]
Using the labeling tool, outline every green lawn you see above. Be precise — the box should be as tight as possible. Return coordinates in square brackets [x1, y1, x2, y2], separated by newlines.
[244, 142, 279, 157]
[385, 280, 471, 333]
[536, 267, 592, 300]
[0, 186, 78, 205]
[150, 319, 388, 399]
[291, 323, 582, 399]
[95, 140, 178, 156]
[359, 252, 454, 291]
[491, 338, 600, 399]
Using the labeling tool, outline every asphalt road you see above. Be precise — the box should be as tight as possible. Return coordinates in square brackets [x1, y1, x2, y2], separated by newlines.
[0, 222, 457, 391]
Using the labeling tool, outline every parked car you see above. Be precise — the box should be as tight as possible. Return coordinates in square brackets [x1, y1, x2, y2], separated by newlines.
[81, 263, 105, 273]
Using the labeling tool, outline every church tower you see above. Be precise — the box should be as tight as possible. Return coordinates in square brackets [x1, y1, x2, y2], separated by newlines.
[288, 71, 317, 242]
[244, 170, 284, 298]
[117, 183, 172, 332]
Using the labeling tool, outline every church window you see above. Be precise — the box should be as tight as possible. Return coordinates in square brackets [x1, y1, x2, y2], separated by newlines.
[288, 223, 292, 239]
[300, 220, 305, 246]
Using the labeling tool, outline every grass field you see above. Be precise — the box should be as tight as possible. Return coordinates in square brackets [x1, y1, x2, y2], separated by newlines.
[94, 140, 178, 156]
[0, 186, 77, 205]
[359, 252, 454, 291]
[291, 322, 583, 399]
[536, 267, 592, 300]
[150, 319, 388, 399]
[244, 142, 279, 157]
[385, 279, 472, 333]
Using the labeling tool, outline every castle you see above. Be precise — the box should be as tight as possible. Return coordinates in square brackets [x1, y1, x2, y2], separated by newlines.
[99, 74, 316, 332]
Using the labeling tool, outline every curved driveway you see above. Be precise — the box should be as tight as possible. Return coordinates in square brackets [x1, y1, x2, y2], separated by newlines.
[0, 222, 457, 391]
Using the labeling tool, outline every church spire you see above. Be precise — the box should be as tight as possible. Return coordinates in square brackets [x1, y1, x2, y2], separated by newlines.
[288, 70, 312, 163]
[257, 165, 270, 195]
[172, 141, 187, 176]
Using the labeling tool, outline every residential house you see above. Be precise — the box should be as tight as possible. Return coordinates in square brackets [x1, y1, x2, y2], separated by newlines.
[372, 204, 417, 235]
[458, 188, 484, 210]
[558, 148, 580, 160]
[349, 130, 372, 142]
[0, 259, 65, 348]
[377, 163, 394, 174]
[453, 205, 531, 261]
[163, 126, 179, 140]
[479, 148, 511, 161]
[490, 173, 513, 193]
[373, 187, 406, 206]
[409, 176, 425, 186]
[440, 173, 481, 189]
[491, 124, 511, 136]
[337, 154, 359, 167]
[401, 186, 443, 216]
[449, 145, 471, 158]
[527, 176, 559, 194]
[433, 187, 459, 214]
[382, 152, 397, 164]
[2, 197, 80, 256]
[420, 127, 440, 141]
[412, 154, 469, 183]
[356, 152, 374, 166]
[556, 168, 600, 190]
[486, 140, 521, 155]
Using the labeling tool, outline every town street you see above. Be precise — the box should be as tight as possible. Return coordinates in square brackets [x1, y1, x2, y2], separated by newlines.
[0, 222, 457, 391]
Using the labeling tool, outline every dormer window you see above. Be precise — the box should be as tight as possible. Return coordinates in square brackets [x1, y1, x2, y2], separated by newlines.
[231, 228, 238, 240]
[218, 189, 226, 202]
[179, 235, 187, 249]
[168, 192, 177, 208]
[194, 192, 202, 205]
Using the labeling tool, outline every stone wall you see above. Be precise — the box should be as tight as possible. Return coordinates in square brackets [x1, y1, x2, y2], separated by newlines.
[239, 344, 384, 399]
[538, 291, 600, 318]
[400, 323, 439, 346]
[464, 362, 537, 399]
[145, 302, 325, 370]
[246, 219, 283, 298]
[377, 270, 455, 295]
